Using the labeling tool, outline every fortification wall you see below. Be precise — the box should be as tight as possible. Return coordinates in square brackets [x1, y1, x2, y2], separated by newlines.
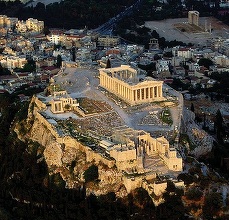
[115, 160, 138, 170]
[123, 176, 142, 193]
[29, 106, 115, 168]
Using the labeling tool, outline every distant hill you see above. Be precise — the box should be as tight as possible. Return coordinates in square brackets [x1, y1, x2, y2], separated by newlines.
[0, 0, 136, 29]
[26, 0, 62, 7]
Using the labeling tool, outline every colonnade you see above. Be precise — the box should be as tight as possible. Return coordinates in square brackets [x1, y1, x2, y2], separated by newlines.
[99, 69, 163, 105]
[133, 86, 162, 101]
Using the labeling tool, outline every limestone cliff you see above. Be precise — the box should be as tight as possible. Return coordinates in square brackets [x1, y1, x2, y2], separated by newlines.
[182, 108, 214, 157]
[14, 96, 128, 197]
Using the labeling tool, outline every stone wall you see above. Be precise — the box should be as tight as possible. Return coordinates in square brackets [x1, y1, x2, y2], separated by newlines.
[28, 98, 116, 169]
[153, 182, 167, 196]
[115, 160, 138, 171]
[123, 176, 142, 193]
[110, 148, 136, 162]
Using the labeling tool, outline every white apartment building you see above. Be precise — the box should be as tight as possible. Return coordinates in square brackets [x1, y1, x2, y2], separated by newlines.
[26, 18, 44, 33]
[16, 21, 27, 33]
[214, 55, 229, 67]
[0, 55, 27, 70]
[0, 15, 18, 29]
[16, 18, 44, 34]
[97, 36, 119, 47]
[221, 39, 229, 56]
[47, 34, 61, 45]
[0, 15, 7, 28]
[177, 48, 192, 59]
[188, 11, 199, 26]
[172, 46, 193, 59]
[187, 62, 200, 72]
[156, 59, 170, 72]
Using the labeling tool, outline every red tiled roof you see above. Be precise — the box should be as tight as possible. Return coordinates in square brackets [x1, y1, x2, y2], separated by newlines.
[106, 49, 120, 55]
[0, 89, 8, 93]
[164, 79, 173, 84]
[17, 73, 29, 76]
[41, 66, 58, 71]
[178, 48, 190, 51]
[66, 35, 85, 39]
[0, 75, 18, 80]
[49, 29, 65, 35]
[218, 10, 229, 15]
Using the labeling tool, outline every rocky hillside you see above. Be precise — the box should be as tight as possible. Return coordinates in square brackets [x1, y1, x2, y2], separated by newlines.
[1, 91, 229, 219]
[14, 95, 127, 198]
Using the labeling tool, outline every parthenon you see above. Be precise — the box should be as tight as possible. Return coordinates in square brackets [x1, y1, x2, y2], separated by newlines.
[99, 65, 164, 105]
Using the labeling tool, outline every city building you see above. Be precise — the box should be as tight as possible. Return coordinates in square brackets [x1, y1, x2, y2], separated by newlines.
[0, 15, 18, 29]
[149, 38, 159, 49]
[221, 39, 229, 56]
[214, 55, 229, 67]
[0, 55, 27, 70]
[97, 35, 119, 47]
[156, 59, 171, 73]
[26, 18, 44, 33]
[177, 48, 193, 59]
[16, 18, 44, 34]
[99, 65, 164, 106]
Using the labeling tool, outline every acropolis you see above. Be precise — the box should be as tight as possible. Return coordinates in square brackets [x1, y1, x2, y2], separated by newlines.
[28, 64, 184, 198]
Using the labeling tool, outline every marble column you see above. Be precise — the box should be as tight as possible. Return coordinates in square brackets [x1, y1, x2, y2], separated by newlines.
[137, 89, 140, 100]
[150, 87, 153, 99]
[157, 86, 160, 98]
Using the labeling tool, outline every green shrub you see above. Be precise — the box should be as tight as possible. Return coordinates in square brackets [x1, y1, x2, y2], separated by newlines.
[84, 165, 98, 182]
[185, 188, 203, 201]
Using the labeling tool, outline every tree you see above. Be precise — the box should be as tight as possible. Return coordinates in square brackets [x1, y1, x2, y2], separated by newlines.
[83, 165, 98, 182]
[0, 63, 11, 75]
[198, 58, 213, 69]
[203, 192, 223, 219]
[185, 187, 203, 200]
[56, 55, 62, 68]
[151, 30, 159, 38]
[163, 51, 173, 58]
[71, 47, 76, 62]
[22, 59, 36, 72]
[214, 109, 224, 141]
[64, 104, 70, 111]
[157, 181, 185, 219]
[43, 26, 50, 35]
[191, 103, 195, 112]
[105, 59, 111, 69]
[153, 54, 161, 61]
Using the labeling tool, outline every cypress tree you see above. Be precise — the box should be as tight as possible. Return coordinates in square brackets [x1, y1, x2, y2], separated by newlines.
[190, 103, 194, 112]
[106, 59, 111, 69]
